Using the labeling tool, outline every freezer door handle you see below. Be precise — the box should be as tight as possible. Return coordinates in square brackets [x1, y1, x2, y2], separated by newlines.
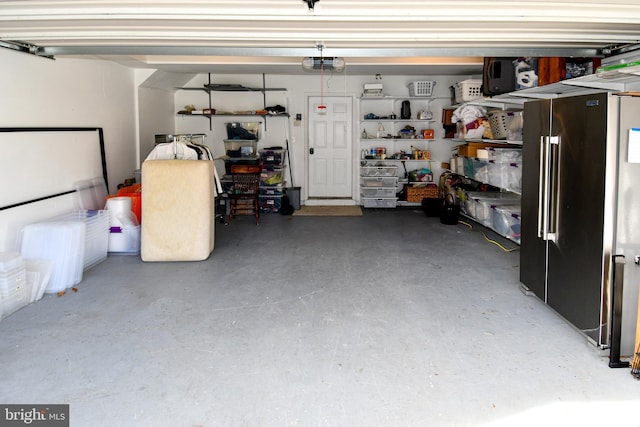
[540, 136, 552, 241]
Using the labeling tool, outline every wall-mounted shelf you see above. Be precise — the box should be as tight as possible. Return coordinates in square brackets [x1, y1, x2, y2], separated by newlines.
[176, 73, 287, 130]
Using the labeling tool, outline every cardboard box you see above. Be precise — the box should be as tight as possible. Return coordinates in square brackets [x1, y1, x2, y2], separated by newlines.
[457, 142, 508, 158]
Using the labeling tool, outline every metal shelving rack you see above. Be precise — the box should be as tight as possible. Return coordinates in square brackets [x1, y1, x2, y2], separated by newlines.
[176, 73, 288, 130]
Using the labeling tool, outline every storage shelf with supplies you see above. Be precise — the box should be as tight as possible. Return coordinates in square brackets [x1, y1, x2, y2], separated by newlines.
[176, 73, 288, 130]
[444, 172, 522, 244]
[358, 92, 448, 208]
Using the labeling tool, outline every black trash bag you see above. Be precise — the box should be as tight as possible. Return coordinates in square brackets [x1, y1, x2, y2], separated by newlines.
[440, 193, 460, 225]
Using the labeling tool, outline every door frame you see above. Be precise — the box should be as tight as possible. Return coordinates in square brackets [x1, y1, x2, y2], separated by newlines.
[304, 93, 358, 205]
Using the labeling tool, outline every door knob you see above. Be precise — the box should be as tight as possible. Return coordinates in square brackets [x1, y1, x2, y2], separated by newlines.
[310, 148, 314, 155]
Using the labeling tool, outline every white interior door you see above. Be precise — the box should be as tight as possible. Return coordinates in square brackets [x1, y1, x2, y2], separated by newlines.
[307, 96, 353, 198]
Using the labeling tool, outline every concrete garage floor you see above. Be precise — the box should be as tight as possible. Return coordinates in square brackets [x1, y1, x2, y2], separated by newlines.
[0, 208, 638, 426]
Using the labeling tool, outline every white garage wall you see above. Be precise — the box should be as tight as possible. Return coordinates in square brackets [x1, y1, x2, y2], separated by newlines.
[137, 85, 176, 163]
[0, 48, 137, 252]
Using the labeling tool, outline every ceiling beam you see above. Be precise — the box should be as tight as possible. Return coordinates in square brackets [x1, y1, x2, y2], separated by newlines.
[37, 45, 603, 58]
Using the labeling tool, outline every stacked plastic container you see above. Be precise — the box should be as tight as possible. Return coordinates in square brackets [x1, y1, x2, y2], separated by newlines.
[462, 191, 520, 227]
[464, 147, 523, 194]
[53, 210, 110, 270]
[0, 252, 29, 320]
[492, 205, 522, 244]
[485, 148, 523, 193]
[259, 147, 287, 213]
[20, 220, 86, 294]
[360, 165, 398, 208]
[105, 197, 140, 254]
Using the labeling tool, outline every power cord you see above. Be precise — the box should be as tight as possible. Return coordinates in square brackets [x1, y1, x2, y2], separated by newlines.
[458, 220, 520, 253]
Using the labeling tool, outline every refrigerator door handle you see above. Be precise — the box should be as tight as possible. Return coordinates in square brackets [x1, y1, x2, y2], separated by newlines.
[537, 137, 546, 239]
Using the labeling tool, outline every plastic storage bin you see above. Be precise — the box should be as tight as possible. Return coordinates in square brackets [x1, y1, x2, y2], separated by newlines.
[360, 165, 398, 177]
[108, 225, 141, 254]
[259, 148, 286, 165]
[492, 204, 522, 243]
[487, 161, 523, 193]
[259, 195, 283, 213]
[474, 196, 521, 226]
[361, 187, 397, 198]
[225, 122, 261, 140]
[20, 221, 86, 294]
[53, 210, 110, 270]
[360, 177, 398, 187]
[260, 166, 286, 186]
[472, 159, 490, 183]
[462, 191, 519, 219]
[362, 197, 397, 208]
[259, 184, 285, 196]
[484, 147, 523, 162]
[224, 139, 258, 158]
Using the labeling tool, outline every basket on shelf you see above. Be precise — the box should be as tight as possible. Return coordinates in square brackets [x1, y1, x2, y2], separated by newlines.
[454, 79, 483, 103]
[488, 110, 524, 140]
[408, 81, 435, 97]
[406, 184, 440, 203]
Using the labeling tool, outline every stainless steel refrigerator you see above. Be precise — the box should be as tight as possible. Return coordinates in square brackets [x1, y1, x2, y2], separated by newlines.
[520, 92, 640, 358]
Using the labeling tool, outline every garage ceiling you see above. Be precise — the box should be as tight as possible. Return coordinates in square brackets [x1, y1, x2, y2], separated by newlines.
[1, 0, 640, 75]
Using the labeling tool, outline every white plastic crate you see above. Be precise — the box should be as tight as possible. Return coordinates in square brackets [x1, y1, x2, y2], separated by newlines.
[454, 79, 483, 103]
[361, 187, 397, 198]
[360, 177, 398, 187]
[408, 80, 435, 97]
[362, 197, 397, 208]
